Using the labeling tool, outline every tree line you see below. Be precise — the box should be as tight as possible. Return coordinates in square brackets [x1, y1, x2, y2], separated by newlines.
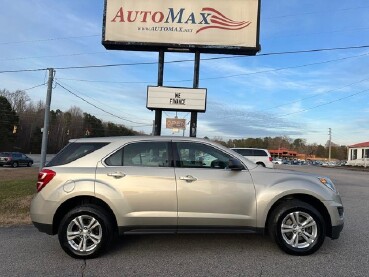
[0, 89, 140, 153]
[211, 136, 347, 160]
[0, 88, 348, 160]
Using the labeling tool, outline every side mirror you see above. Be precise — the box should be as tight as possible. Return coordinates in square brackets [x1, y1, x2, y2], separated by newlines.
[228, 158, 244, 171]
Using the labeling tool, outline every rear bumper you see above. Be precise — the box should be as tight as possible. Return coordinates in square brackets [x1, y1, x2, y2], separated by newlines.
[32, 222, 54, 235]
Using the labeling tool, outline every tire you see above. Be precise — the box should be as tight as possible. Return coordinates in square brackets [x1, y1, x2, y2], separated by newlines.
[256, 162, 265, 167]
[268, 200, 326, 255]
[58, 204, 114, 259]
[12, 162, 18, 168]
[27, 161, 33, 167]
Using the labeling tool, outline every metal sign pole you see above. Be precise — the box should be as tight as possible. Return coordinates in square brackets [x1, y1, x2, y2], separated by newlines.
[190, 51, 200, 137]
[154, 51, 164, 136]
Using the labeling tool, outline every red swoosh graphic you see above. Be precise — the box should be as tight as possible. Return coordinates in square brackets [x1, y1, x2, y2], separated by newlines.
[197, 7, 252, 34]
[211, 15, 248, 26]
[202, 7, 238, 23]
[211, 19, 250, 27]
[197, 22, 251, 34]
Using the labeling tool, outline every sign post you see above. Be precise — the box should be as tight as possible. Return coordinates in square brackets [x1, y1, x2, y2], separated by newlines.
[102, 0, 261, 137]
[190, 51, 200, 137]
[154, 51, 165, 136]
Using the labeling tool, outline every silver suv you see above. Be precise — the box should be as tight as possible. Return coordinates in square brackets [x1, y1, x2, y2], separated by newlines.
[30, 136, 344, 258]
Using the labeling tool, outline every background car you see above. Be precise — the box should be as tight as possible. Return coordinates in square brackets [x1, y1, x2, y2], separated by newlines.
[272, 158, 283, 165]
[31, 136, 343, 258]
[0, 152, 33, 167]
[231, 147, 274, 168]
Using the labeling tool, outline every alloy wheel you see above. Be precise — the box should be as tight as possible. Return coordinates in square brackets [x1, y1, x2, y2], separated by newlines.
[281, 211, 317, 249]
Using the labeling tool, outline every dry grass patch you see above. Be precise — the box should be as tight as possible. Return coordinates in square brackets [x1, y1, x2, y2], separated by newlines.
[0, 167, 38, 226]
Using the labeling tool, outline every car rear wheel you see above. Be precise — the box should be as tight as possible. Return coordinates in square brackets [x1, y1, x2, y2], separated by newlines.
[268, 200, 325, 255]
[12, 162, 18, 168]
[27, 161, 33, 167]
[58, 204, 114, 259]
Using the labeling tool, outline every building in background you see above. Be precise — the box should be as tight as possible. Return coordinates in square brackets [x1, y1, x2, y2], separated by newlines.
[346, 141, 369, 167]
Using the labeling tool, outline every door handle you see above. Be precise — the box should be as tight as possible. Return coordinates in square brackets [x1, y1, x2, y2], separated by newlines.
[179, 175, 198, 182]
[107, 172, 126, 179]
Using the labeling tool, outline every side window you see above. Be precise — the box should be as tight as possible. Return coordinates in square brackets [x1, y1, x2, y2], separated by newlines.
[105, 149, 123, 166]
[254, 150, 268, 156]
[176, 142, 232, 169]
[236, 149, 253, 156]
[122, 142, 169, 167]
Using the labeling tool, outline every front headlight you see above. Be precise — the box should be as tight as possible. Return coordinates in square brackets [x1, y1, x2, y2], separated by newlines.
[318, 177, 337, 192]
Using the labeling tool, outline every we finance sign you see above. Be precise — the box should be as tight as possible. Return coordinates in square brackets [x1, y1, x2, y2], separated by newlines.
[102, 0, 260, 55]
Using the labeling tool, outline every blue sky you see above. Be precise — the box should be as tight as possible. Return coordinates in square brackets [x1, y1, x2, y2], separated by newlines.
[1, 0, 369, 145]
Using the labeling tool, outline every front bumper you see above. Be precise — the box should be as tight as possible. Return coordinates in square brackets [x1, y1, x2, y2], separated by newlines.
[331, 223, 344, 239]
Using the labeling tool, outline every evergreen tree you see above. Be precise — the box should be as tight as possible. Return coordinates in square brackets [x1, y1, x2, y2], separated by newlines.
[0, 96, 19, 151]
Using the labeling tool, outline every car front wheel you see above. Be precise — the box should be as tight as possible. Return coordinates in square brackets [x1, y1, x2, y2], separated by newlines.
[12, 162, 18, 168]
[268, 200, 326, 255]
[58, 204, 114, 259]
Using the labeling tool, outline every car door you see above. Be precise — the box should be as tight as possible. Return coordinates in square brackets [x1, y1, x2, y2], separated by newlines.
[20, 154, 28, 166]
[174, 141, 256, 229]
[95, 141, 177, 228]
[13, 153, 23, 165]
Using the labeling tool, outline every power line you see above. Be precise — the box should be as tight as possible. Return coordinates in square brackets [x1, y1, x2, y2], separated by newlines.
[55, 79, 150, 121]
[0, 35, 99, 45]
[3, 44, 369, 74]
[0, 68, 47, 74]
[261, 75, 369, 112]
[23, 83, 46, 91]
[0, 52, 106, 62]
[57, 51, 369, 84]
[264, 5, 369, 20]
[55, 81, 151, 126]
[276, 87, 369, 118]
[214, 85, 369, 122]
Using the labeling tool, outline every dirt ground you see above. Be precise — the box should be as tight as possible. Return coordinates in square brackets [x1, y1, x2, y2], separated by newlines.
[0, 167, 39, 181]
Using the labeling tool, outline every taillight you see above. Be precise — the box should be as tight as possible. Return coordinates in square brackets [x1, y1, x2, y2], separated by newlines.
[37, 169, 56, 192]
[269, 157, 273, 162]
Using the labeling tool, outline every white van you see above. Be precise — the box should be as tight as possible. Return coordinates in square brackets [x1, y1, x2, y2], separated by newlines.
[231, 148, 274, 168]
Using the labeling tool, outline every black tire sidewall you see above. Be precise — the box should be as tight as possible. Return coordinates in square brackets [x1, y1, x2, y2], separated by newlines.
[58, 205, 113, 259]
[269, 200, 326, 255]
[12, 162, 18, 168]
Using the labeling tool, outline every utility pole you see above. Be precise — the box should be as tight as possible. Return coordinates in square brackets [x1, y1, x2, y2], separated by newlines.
[328, 128, 332, 162]
[40, 68, 54, 170]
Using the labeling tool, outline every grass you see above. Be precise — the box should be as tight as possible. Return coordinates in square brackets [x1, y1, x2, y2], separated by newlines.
[0, 167, 38, 226]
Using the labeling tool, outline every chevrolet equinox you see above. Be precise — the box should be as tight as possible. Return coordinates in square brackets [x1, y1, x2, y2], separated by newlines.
[30, 136, 344, 258]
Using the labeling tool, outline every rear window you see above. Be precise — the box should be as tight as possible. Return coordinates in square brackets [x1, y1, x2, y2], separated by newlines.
[0, 152, 11, 157]
[47, 142, 109, 166]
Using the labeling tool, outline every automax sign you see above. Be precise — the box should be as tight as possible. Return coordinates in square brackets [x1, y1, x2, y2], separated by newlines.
[147, 86, 207, 112]
[103, 0, 260, 55]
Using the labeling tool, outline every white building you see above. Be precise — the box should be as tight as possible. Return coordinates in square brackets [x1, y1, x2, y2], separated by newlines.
[347, 141, 369, 167]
